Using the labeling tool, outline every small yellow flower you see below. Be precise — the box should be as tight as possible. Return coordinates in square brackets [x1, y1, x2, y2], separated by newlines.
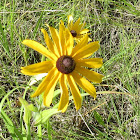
[21, 23, 103, 112]
[67, 15, 91, 42]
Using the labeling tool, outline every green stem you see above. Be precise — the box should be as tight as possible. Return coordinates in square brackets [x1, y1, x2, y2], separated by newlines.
[47, 119, 52, 140]
[38, 124, 42, 140]
[26, 123, 31, 140]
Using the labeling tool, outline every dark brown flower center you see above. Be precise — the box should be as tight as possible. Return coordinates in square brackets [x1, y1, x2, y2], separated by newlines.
[70, 30, 77, 37]
[56, 55, 76, 74]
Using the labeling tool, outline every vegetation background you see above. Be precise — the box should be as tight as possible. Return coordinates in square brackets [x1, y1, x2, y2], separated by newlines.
[0, 0, 139, 139]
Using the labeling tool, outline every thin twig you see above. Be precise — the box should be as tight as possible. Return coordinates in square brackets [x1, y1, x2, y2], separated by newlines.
[78, 112, 96, 138]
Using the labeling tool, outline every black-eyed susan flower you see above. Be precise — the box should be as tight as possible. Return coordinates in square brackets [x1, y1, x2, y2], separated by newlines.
[21, 23, 103, 112]
[67, 15, 91, 42]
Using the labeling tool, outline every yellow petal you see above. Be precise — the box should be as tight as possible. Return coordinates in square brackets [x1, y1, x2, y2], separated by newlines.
[22, 40, 57, 60]
[74, 23, 86, 34]
[80, 22, 86, 29]
[71, 34, 88, 56]
[77, 23, 84, 33]
[80, 29, 89, 34]
[65, 28, 73, 56]
[75, 66, 104, 83]
[67, 74, 82, 111]
[72, 18, 81, 31]
[68, 15, 73, 23]
[76, 58, 103, 68]
[48, 26, 62, 56]
[58, 74, 69, 112]
[43, 70, 61, 107]
[71, 71, 96, 99]
[59, 21, 66, 55]
[73, 41, 100, 59]
[21, 60, 55, 75]
[31, 67, 58, 97]
[88, 37, 92, 42]
[41, 28, 59, 58]
[68, 15, 73, 30]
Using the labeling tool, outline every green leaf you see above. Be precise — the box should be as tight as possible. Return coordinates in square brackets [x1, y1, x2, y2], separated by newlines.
[34, 109, 60, 126]
[27, 104, 38, 112]
[19, 97, 38, 112]
[31, 86, 38, 91]
[19, 97, 28, 106]
[93, 110, 105, 127]
[53, 89, 61, 98]
[19, 97, 31, 125]
[24, 108, 32, 125]
[19, 97, 38, 125]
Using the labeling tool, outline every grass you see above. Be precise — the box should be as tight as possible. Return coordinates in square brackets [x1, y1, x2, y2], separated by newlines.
[0, 0, 140, 139]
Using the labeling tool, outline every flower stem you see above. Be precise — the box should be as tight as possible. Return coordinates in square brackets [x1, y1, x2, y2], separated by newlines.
[38, 124, 42, 140]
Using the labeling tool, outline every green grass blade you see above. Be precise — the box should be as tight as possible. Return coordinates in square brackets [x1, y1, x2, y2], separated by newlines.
[33, 12, 43, 39]
[0, 87, 19, 113]
[0, 22, 11, 59]
[0, 109, 23, 140]
[93, 110, 106, 127]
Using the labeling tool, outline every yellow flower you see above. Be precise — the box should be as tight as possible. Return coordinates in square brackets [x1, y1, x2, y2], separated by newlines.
[21, 23, 103, 112]
[67, 15, 91, 42]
